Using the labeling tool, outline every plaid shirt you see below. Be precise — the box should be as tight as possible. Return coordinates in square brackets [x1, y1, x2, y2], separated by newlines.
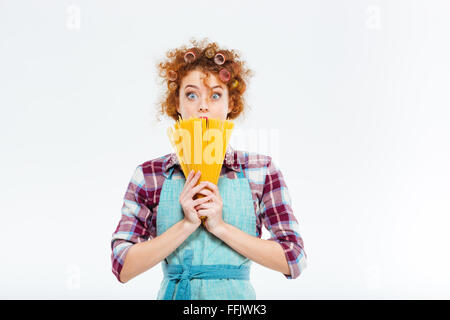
[111, 144, 307, 283]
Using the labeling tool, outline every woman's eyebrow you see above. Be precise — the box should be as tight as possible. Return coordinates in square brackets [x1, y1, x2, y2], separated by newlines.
[184, 84, 223, 90]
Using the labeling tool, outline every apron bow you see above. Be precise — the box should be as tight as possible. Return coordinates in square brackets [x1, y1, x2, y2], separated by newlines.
[162, 249, 250, 300]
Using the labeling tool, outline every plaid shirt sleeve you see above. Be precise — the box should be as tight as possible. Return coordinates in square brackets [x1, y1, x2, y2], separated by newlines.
[111, 165, 153, 283]
[260, 156, 307, 279]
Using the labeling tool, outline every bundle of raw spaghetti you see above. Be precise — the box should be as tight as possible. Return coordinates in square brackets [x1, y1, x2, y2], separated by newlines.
[167, 116, 234, 223]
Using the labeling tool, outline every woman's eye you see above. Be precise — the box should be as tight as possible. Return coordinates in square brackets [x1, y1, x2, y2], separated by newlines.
[186, 92, 197, 99]
[212, 92, 221, 100]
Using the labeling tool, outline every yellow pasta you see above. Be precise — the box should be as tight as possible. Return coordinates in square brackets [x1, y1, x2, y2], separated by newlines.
[167, 116, 235, 223]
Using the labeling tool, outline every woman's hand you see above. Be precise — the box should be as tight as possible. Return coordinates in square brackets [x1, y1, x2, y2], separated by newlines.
[179, 170, 213, 229]
[194, 181, 226, 236]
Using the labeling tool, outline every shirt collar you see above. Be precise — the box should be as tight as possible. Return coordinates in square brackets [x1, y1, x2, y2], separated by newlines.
[164, 144, 241, 174]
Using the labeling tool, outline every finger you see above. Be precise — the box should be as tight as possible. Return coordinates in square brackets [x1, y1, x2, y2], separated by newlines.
[195, 200, 213, 210]
[197, 209, 210, 217]
[195, 187, 217, 203]
[197, 188, 213, 197]
[204, 187, 221, 202]
[196, 211, 207, 219]
[189, 171, 202, 188]
[202, 181, 219, 196]
[181, 171, 201, 198]
[186, 169, 194, 183]
[193, 194, 212, 206]
[188, 181, 208, 199]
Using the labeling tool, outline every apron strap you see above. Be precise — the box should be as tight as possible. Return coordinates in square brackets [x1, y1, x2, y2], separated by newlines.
[237, 163, 245, 179]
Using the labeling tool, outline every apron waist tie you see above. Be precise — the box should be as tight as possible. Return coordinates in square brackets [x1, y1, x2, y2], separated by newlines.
[162, 249, 250, 300]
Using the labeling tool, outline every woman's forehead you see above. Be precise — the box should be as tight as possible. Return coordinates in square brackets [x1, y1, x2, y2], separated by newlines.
[181, 69, 221, 88]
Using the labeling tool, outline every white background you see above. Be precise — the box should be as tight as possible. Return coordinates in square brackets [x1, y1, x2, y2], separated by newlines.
[1, 0, 449, 299]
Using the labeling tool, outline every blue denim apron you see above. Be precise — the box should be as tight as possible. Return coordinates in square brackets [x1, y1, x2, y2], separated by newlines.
[156, 164, 257, 300]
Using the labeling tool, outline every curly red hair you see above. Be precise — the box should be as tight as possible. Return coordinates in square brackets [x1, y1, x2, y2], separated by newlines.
[155, 38, 253, 122]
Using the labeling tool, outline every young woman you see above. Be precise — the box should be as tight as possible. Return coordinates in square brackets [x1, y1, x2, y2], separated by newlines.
[111, 38, 307, 300]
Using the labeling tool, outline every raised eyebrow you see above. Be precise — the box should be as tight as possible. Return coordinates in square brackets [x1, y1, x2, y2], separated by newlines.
[184, 84, 223, 90]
